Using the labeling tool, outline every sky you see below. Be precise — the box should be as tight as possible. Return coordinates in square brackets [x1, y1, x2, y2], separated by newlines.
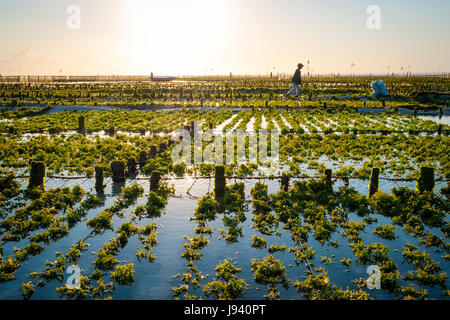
[0, 0, 449, 76]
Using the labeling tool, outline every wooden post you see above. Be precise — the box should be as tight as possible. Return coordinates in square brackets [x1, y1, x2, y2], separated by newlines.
[108, 126, 115, 136]
[324, 169, 332, 186]
[140, 129, 146, 136]
[150, 170, 161, 191]
[214, 165, 226, 199]
[127, 158, 136, 173]
[281, 173, 290, 191]
[439, 107, 443, 119]
[416, 166, 434, 192]
[28, 161, 45, 188]
[437, 124, 442, 136]
[368, 167, 380, 197]
[138, 151, 147, 168]
[413, 107, 418, 117]
[95, 166, 104, 191]
[78, 116, 85, 133]
[190, 121, 195, 137]
[149, 146, 157, 158]
[111, 161, 126, 182]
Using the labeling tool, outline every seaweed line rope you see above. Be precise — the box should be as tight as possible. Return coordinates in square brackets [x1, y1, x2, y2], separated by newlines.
[4, 174, 449, 182]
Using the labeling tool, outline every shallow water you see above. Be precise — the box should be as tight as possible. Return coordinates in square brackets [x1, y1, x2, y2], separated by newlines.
[418, 115, 450, 126]
[0, 176, 448, 300]
[0, 104, 448, 300]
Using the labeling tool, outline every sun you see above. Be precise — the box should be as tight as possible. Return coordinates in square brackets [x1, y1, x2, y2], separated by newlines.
[123, 0, 232, 75]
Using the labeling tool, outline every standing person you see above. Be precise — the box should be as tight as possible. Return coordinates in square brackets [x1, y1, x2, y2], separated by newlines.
[286, 63, 304, 98]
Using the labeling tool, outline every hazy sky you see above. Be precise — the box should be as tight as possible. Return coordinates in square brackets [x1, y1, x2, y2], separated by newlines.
[0, 0, 449, 76]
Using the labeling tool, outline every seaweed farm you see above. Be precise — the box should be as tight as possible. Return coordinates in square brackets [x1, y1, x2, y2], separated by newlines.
[0, 77, 449, 300]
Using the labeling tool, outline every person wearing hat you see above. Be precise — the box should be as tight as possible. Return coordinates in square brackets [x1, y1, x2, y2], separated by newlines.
[286, 63, 303, 98]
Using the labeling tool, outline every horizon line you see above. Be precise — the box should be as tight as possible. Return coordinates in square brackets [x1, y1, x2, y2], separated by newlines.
[1, 73, 449, 79]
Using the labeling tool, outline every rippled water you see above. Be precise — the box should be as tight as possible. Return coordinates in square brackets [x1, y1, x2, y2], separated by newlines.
[0, 104, 448, 300]
[0, 175, 448, 300]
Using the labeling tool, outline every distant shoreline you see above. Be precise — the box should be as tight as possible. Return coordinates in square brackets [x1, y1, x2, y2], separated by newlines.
[0, 74, 449, 83]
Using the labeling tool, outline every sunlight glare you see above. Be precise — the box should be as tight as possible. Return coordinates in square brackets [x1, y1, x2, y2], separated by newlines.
[124, 0, 232, 75]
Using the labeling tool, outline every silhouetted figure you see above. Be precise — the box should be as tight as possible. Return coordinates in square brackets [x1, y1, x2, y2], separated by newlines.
[287, 63, 303, 98]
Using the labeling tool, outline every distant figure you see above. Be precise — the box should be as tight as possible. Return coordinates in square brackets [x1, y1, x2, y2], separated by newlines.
[286, 63, 303, 98]
[371, 80, 388, 100]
